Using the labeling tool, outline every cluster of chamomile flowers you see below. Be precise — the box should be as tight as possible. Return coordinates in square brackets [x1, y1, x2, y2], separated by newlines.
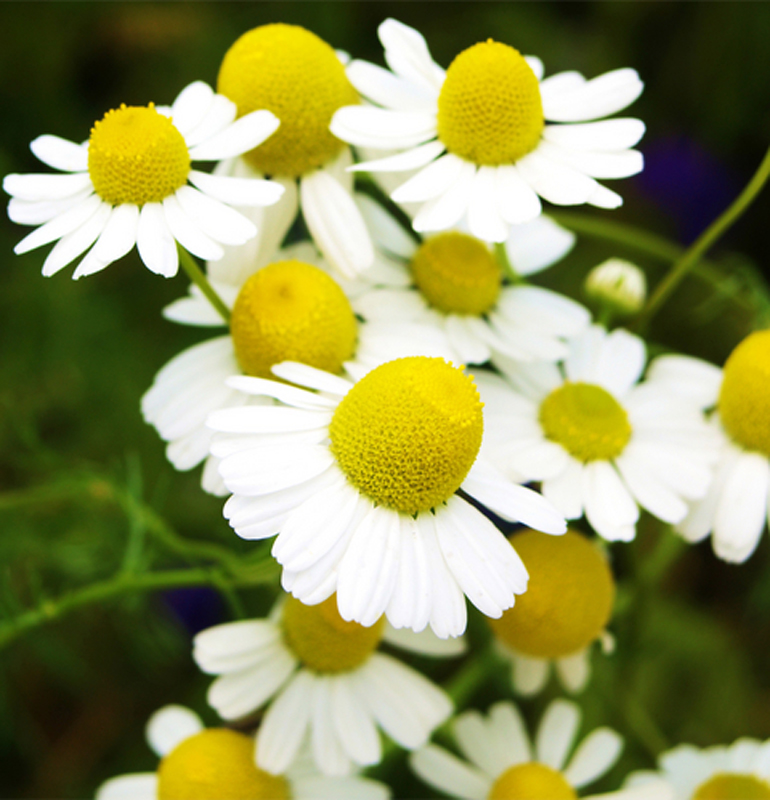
[7, 17, 770, 800]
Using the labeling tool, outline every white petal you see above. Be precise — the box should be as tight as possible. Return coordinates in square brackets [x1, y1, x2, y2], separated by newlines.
[379, 18, 446, 93]
[193, 619, 283, 673]
[170, 80, 215, 136]
[487, 701, 533, 764]
[257, 672, 314, 774]
[41, 201, 112, 277]
[382, 623, 466, 658]
[583, 460, 639, 542]
[145, 705, 203, 757]
[271, 361, 354, 396]
[516, 149, 601, 206]
[543, 119, 646, 151]
[14, 193, 103, 255]
[330, 106, 438, 150]
[7, 188, 94, 225]
[385, 515, 432, 632]
[188, 169, 284, 207]
[409, 745, 490, 800]
[72, 203, 139, 278]
[615, 448, 689, 524]
[454, 707, 519, 777]
[535, 699, 580, 770]
[543, 68, 644, 122]
[309, 677, 353, 776]
[161, 193, 223, 261]
[189, 109, 280, 161]
[494, 164, 543, 225]
[182, 94, 237, 148]
[538, 140, 643, 179]
[587, 183, 623, 209]
[467, 166, 508, 243]
[207, 405, 331, 435]
[346, 59, 438, 112]
[174, 185, 257, 245]
[330, 676, 382, 767]
[504, 214, 576, 276]
[30, 134, 88, 172]
[225, 375, 337, 410]
[354, 192, 418, 259]
[412, 159, 476, 232]
[300, 169, 374, 278]
[525, 56, 545, 81]
[136, 202, 178, 277]
[564, 727, 623, 788]
[511, 652, 551, 696]
[391, 152, 466, 203]
[3, 171, 92, 202]
[555, 648, 591, 693]
[95, 774, 158, 800]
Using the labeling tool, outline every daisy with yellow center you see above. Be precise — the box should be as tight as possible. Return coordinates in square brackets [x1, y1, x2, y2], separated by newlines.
[658, 331, 770, 562]
[477, 325, 720, 542]
[207, 355, 566, 637]
[193, 594, 462, 776]
[214, 23, 374, 278]
[330, 18, 645, 243]
[410, 699, 669, 800]
[141, 241, 454, 496]
[488, 529, 615, 696]
[94, 704, 389, 800]
[349, 193, 587, 367]
[626, 737, 770, 800]
[4, 82, 285, 279]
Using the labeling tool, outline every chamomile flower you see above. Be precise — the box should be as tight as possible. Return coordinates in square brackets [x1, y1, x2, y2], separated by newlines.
[626, 737, 770, 800]
[4, 81, 284, 279]
[410, 699, 670, 800]
[668, 331, 770, 562]
[478, 325, 719, 542]
[331, 19, 644, 243]
[141, 242, 453, 496]
[215, 23, 374, 278]
[193, 594, 462, 776]
[487, 529, 615, 696]
[350, 193, 588, 367]
[95, 704, 389, 800]
[207, 356, 567, 638]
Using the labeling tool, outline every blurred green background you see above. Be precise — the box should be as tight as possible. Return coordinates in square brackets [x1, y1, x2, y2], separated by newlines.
[1, 3, 769, 798]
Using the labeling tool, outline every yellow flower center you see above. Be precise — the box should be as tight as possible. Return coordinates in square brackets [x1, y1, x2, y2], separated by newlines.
[217, 23, 359, 178]
[539, 382, 632, 462]
[281, 594, 385, 672]
[718, 330, 770, 456]
[157, 729, 290, 800]
[693, 773, 770, 800]
[229, 260, 357, 379]
[88, 104, 190, 206]
[487, 529, 615, 659]
[488, 762, 577, 800]
[410, 232, 502, 316]
[437, 40, 544, 166]
[329, 357, 484, 514]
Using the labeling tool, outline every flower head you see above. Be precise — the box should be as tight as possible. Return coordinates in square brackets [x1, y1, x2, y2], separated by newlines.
[331, 19, 644, 242]
[5, 82, 284, 278]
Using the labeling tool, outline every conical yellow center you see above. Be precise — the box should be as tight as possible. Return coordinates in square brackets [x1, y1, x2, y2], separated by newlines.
[329, 357, 484, 514]
[437, 40, 544, 166]
[157, 729, 290, 800]
[217, 23, 359, 177]
[693, 773, 770, 800]
[718, 330, 770, 456]
[229, 260, 357, 379]
[282, 594, 385, 672]
[488, 762, 577, 800]
[88, 104, 190, 206]
[488, 529, 615, 659]
[411, 232, 502, 315]
[539, 382, 632, 462]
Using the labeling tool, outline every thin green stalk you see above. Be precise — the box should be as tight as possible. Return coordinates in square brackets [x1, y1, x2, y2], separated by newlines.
[177, 245, 231, 324]
[494, 241, 524, 284]
[634, 144, 770, 330]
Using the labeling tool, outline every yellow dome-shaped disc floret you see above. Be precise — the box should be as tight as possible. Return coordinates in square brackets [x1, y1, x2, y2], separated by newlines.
[282, 594, 385, 672]
[411, 232, 502, 316]
[539, 382, 632, 463]
[693, 773, 770, 800]
[329, 357, 484, 514]
[488, 530, 615, 659]
[217, 24, 359, 178]
[437, 40, 544, 166]
[229, 260, 357, 379]
[157, 728, 290, 800]
[718, 330, 770, 456]
[88, 105, 190, 206]
[488, 762, 577, 800]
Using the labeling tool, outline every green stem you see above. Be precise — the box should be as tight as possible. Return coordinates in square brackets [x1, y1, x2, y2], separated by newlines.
[177, 245, 231, 324]
[634, 144, 770, 330]
[494, 241, 524, 284]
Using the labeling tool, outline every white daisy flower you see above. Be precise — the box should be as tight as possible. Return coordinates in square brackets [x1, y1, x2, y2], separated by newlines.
[4, 81, 285, 279]
[207, 356, 567, 638]
[331, 18, 645, 243]
[193, 593, 463, 776]
[659, 331, 770, 563]
[141, 241, 454, 496]
[215, 23, 375, 278]
[626, 737, 770, 799]
[95, 704, 390, 800]
[410, 698, 672, 800]
[487, 529, 615, 696]
[478, 325, 720, 542]
[350, 192, 588, 368]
